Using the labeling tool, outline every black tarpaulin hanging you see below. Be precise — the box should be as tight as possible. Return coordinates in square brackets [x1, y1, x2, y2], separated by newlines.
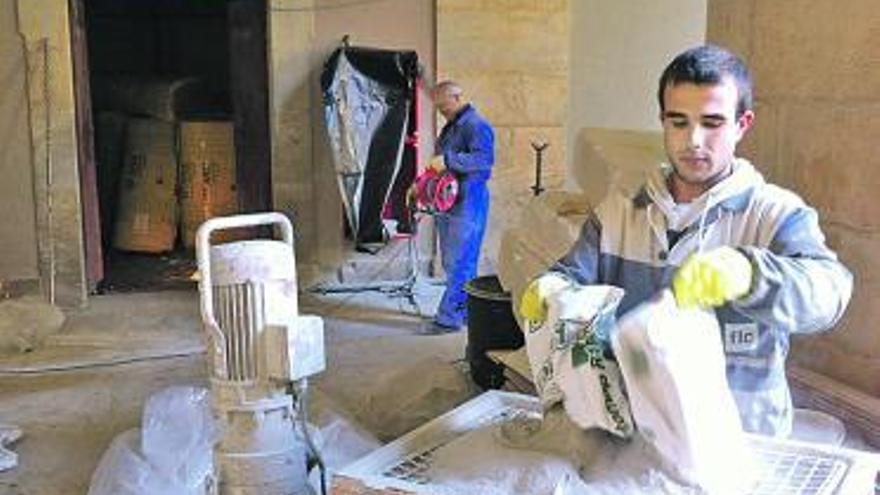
[321, 43, 418, 246]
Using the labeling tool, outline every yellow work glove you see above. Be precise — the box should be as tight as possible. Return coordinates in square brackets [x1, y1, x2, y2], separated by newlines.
[428, 154, 446, 172]
[519, 273, 571, 325]
[672, 246, 753, 308]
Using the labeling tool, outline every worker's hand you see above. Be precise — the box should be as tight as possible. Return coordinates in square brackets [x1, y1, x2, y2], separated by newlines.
[672, 246, 753, 308]
[520, 273, 571, 325]
[428, 154, 446, 172]
[406, 182, 418, 209]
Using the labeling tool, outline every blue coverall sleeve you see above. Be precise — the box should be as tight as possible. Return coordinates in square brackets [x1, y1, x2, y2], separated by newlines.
[444, 122, 495, 174]
[734, 206, 853, 335]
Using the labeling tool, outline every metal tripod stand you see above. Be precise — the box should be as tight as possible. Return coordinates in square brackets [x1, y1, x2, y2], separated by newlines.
[307, 227, 424, 315]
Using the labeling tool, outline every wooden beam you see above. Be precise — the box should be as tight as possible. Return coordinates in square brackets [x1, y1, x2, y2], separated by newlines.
[789, 364, 880, 448]
[331, 475, 419, 495]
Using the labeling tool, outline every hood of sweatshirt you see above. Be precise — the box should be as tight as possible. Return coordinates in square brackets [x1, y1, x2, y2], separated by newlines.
[644, 157, 765, 232]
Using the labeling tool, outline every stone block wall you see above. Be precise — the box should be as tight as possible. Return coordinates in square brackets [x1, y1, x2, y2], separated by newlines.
[437, 0, 570, 273]
[0, 2, 39, 285]
[708, 0, 880, 395]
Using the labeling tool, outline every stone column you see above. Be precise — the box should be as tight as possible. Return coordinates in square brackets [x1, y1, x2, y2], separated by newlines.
[17, 0, 87, 308]
[267, 0, 320, 281]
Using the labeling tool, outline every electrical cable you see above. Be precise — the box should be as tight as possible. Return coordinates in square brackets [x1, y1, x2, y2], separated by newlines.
[0, 347, 203, 376]
[294, 378, 328, 495]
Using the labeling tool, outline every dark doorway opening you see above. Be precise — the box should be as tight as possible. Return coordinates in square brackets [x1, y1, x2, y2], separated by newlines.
[75, 0, 271, 293]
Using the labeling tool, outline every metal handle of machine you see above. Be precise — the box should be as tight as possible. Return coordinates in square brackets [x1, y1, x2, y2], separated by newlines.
[195, 212, 295, 376]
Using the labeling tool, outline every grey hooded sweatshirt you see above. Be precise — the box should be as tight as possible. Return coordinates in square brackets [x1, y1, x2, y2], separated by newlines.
[551, 158, 853, 436]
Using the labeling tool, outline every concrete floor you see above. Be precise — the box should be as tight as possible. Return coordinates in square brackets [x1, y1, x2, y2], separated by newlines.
[1, 268, 876, 494]
[0, 275, 475, 495]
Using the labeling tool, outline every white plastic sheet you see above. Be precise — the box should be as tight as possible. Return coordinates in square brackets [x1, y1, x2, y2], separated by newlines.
[87, 386, 216, 495]
[0, 424, 22, 472]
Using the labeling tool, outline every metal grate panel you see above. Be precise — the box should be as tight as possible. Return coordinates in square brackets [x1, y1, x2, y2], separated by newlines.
[751, 442, 848, 495]
[341, 392, 874, 495]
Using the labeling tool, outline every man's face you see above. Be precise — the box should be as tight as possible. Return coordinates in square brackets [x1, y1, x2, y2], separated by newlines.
[660, 77, 754, 192]
[432, 89, 460, 120]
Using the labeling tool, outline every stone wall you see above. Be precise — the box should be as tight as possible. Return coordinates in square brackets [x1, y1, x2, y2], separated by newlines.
[437, 0, 571, 274]
[708, 0, 880, 395]
[0, 1, 39, 285]
[567, 0, 706, 196]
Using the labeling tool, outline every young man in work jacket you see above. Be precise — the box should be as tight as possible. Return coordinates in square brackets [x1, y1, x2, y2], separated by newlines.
[521, 45, 853, 437]
[422, 81, 495, 334]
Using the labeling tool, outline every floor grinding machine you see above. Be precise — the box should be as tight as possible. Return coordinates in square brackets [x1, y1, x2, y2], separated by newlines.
[196, 212, 325, 495]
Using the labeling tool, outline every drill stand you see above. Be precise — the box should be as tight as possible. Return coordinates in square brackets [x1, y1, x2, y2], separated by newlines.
[307, 228, 424, 316]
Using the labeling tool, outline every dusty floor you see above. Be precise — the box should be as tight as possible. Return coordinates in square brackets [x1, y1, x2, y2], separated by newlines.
[1, 266, 877, 494]
[0, 273, 477, 495]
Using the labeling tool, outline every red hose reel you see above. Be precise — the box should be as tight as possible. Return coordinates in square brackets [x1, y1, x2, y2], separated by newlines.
[412, 168, 459, 214]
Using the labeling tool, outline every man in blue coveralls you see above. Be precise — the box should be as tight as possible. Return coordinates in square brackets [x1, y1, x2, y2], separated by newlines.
[422, 81, 496, 335]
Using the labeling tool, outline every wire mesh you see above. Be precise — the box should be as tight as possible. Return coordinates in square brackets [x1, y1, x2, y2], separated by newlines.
[751, 442, 849, 495]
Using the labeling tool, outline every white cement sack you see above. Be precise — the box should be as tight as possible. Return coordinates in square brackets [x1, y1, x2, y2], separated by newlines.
[525, 285, 634, 437]
[612, 290, 756, 493]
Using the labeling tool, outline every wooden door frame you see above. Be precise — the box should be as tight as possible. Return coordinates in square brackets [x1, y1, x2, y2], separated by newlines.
[68, 0, 274, 296]
[229, 0, 272, 214]
[69, 0, 103, 290]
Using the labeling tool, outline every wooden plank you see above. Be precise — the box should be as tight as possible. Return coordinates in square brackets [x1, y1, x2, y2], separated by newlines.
[487, 348, 537, 395]
[789, 364, 880, 448]
[331, 474, 419, 495]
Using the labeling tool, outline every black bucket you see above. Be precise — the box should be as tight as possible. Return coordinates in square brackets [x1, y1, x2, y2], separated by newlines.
[464, 275, 524, 389]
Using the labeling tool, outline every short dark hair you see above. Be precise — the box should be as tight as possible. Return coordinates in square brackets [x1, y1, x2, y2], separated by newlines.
[657, 44, 753, 118]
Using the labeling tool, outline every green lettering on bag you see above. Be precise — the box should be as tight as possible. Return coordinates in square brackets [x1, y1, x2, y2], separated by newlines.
[571, 329, 605, 369]
[600, 373, 630, 434]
